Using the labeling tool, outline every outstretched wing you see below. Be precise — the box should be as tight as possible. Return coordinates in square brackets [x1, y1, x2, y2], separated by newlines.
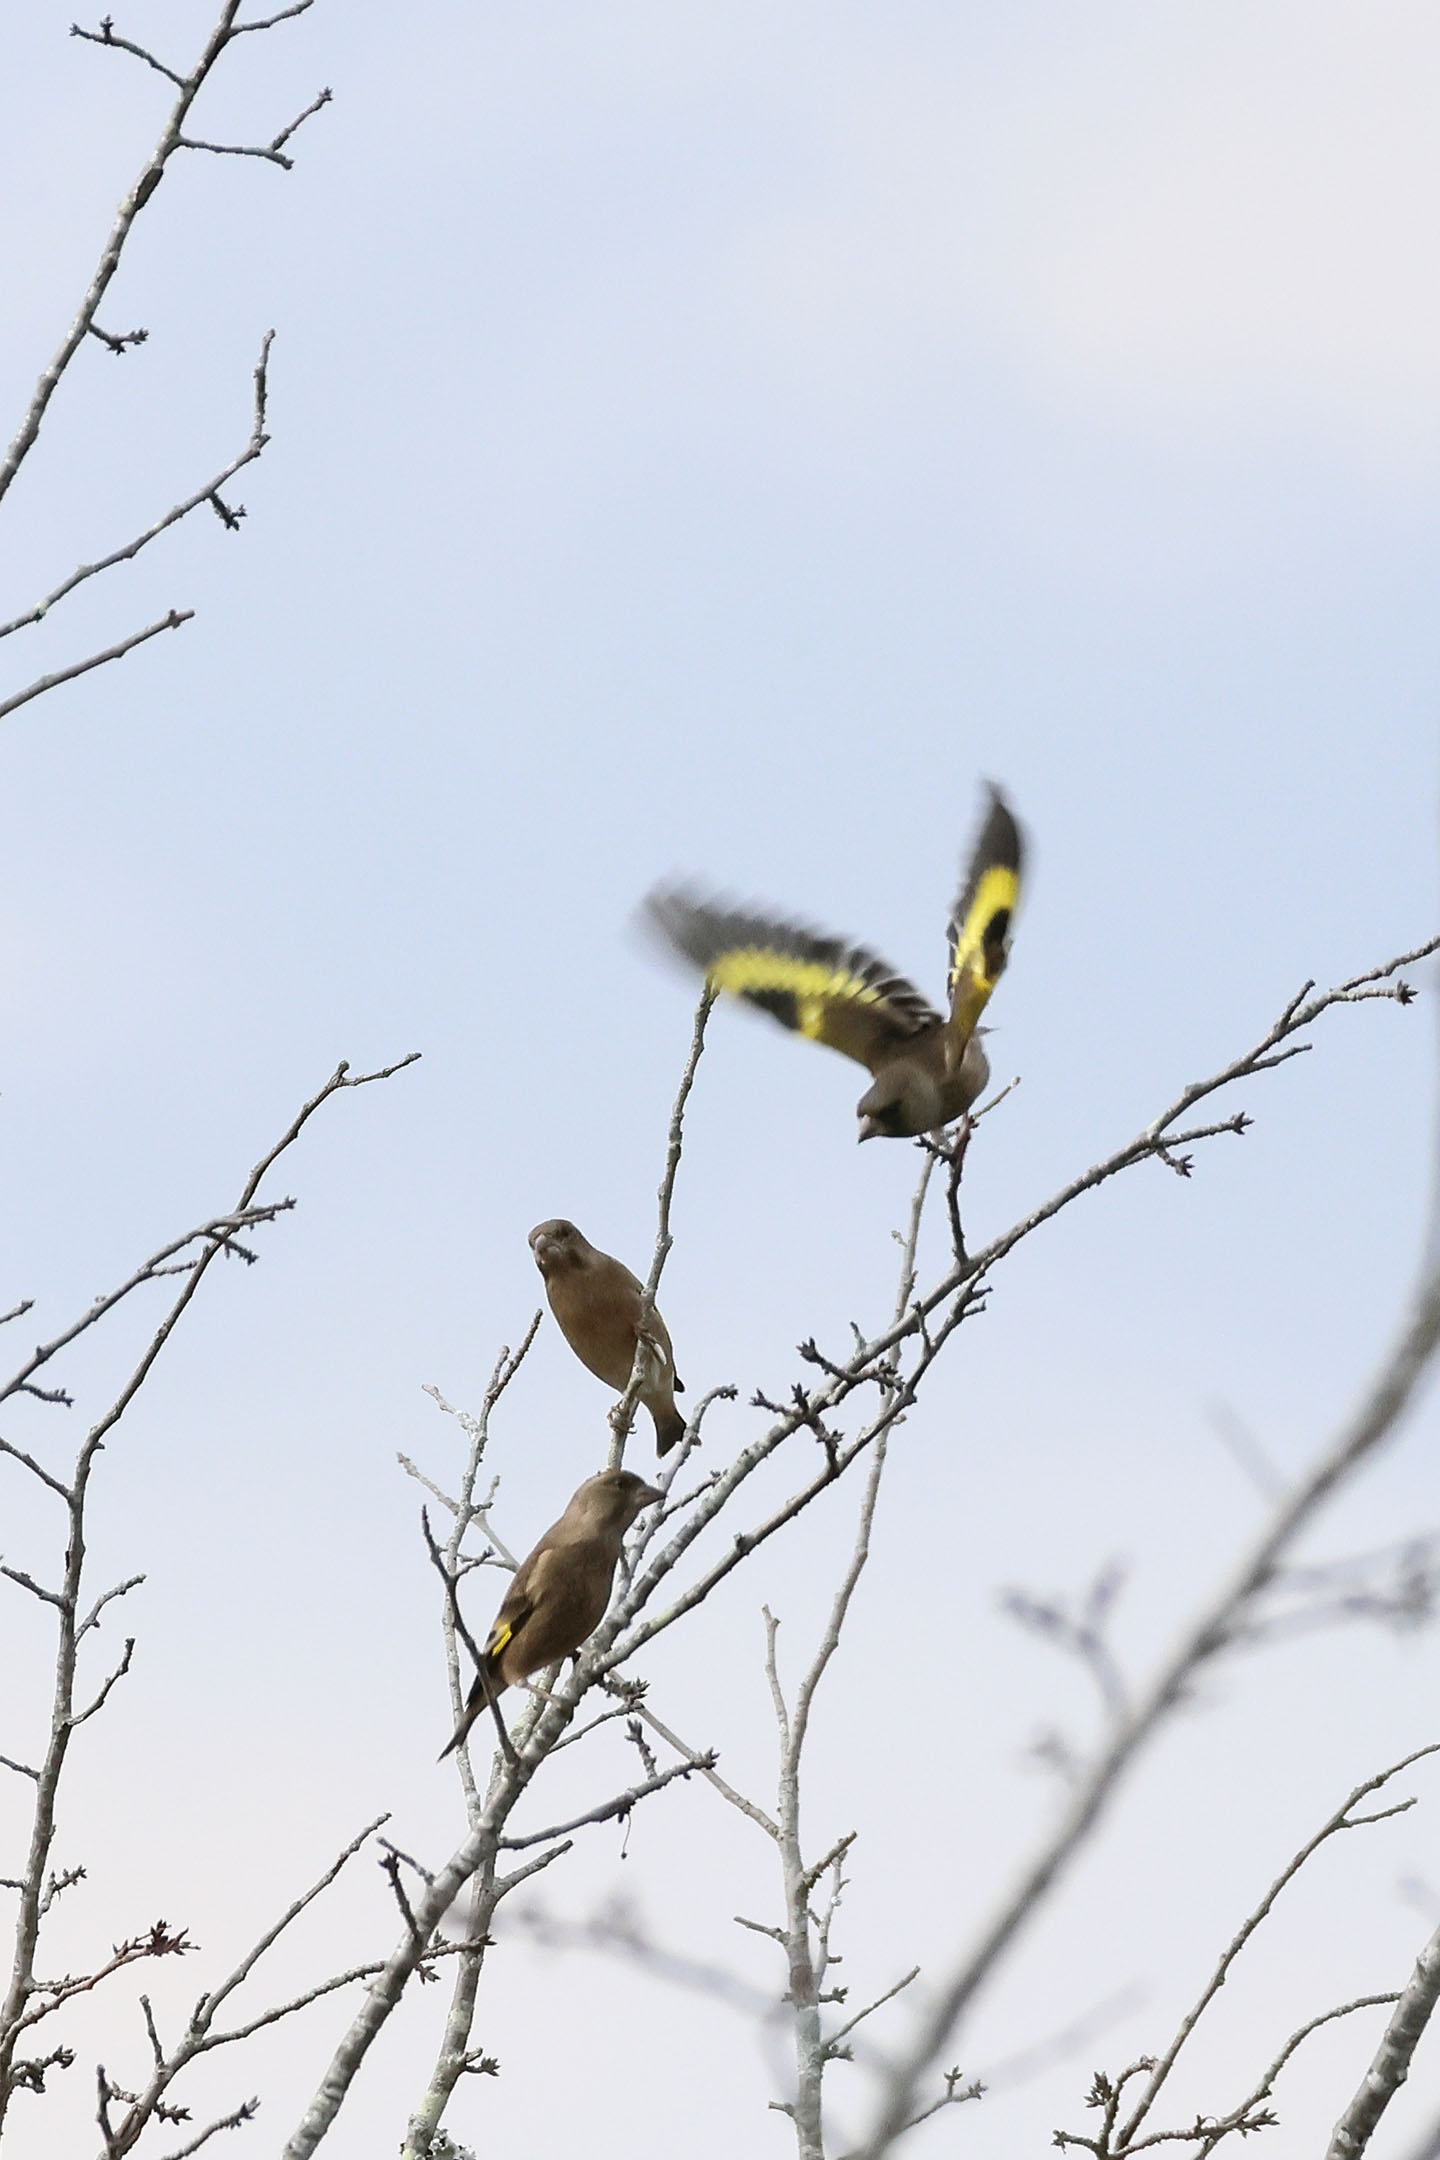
[945, 787, 1023, 1065]
[645, 888, 940, 1074]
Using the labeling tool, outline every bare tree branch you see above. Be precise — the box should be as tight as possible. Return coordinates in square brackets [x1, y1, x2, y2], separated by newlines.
[0, 1054, 416, 2135]
[177, 86, 332, 171]
[1, 1202, 294, 1410]
[497, 1754, 707, 1851]
[1327, 1917, 1440, 2158]
[0, 1437, 72, 1501]
[289, 941, 1436, 2158]
[0, 335, 275, 644]
[0, 609, 193, 724]
[1001, 1561, 1131, 1727]
[158, 2095, 259, 2159]
[232, 2, 318, 33]
[609, 987, 714, 1466]
[1118, 1750, 1440, 2147]
[68, 1635, 135, 1727]
[855, 1263, 1440, 2158]
[625, 1699, 777, 1838]
[69, 19, 187, 88]
[3, 2, 315, 510]
[77, 1575, 145, 1642]
[92, 1817, 388, 2154]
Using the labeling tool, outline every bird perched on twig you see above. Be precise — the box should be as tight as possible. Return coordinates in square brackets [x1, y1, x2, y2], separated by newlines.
[644, 784, 1024, 1140]
[529, 1218, 687, 1456]
[441, 1467, 662, 1759]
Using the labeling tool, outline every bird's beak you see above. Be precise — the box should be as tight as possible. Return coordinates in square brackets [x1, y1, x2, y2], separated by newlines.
[531, 1236, 556, 1268]
[857, 1116, 880, 1143]
[640, 1483, 664, 1506]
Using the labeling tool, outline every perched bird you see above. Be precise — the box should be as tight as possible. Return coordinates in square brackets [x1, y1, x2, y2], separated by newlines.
[645, 785, 1024, 1141]
[529, 1218, 687, 1456]
[442, 1467, 662, 1758]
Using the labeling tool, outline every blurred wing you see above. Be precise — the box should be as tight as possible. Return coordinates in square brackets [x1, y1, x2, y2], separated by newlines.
[646, 889, 940, 1073]
[945, 787, 1023, 1064]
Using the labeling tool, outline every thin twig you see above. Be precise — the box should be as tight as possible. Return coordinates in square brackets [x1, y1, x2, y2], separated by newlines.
[855, 1271, 1440, 2159]
[609, 989, 713, 1466]
[498, 1755, 706, 1850]
[0, 610, 193, 724]
[0, 1057, 415, 2135]
[287, 942, 1436, 2159]
[1, 1204, 291, 1409]
[625, 1700, 776, 1837]
[0, 336, 276, 643]
[178, 86, 332, 171]
[5, 1, 310, 510]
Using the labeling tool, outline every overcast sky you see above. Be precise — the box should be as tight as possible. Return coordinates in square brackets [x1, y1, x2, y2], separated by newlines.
[2, 5, 1440, 2155]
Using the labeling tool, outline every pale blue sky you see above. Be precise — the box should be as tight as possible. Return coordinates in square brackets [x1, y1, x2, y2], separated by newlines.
[2, 5, 1439, 2154]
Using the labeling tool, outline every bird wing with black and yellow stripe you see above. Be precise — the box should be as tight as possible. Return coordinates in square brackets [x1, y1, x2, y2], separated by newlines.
[480, 1578, 533, 1682]
[944, 786, 1023, 1069]
[439, 1581, 532, 1758]
[644, 890, 941, 1076]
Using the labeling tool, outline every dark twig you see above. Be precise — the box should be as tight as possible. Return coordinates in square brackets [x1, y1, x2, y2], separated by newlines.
[86, 323, 149, 356]
[420, 1511, 489, 1696]
[421, 1505, 516, 1768]
[157, 2094, 259, 2159]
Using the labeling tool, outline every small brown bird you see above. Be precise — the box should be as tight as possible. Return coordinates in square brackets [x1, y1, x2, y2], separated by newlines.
[529, 1218, 687, 1456]
[645, 785, 1024, 1140]
[441, 1467, 662, 1757]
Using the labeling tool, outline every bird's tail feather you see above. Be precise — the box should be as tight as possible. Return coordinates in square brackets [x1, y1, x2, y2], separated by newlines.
[653, 1402, 687, 1456]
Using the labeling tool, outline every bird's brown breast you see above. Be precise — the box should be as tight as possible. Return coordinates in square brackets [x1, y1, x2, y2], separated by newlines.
[546, 1262, 648, 1391]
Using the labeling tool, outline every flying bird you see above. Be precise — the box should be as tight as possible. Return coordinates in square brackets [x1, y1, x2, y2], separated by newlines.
[441, 1467, 662, 1759]
[644, 784, 1024, 1140]
[530, 1218, 687, 1456]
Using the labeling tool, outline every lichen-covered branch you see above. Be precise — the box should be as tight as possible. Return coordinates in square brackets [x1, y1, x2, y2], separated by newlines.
[1327, 1917, 1440, 2158]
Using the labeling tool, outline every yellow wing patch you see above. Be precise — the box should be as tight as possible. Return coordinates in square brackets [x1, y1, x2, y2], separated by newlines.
[485, 1619, 514, 1658]
[948, 864, 1020, 997]
[709, 947, 889, 1037]
[644, 887, 942, 1068]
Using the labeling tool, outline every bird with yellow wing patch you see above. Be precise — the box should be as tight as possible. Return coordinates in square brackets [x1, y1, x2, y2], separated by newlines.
[644, 785, 1024, 1141]
[440, 1468, 663, 1759]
